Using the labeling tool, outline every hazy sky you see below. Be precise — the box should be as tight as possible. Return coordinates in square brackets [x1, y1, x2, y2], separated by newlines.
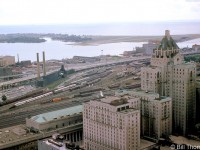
[0, 0, 200, 25]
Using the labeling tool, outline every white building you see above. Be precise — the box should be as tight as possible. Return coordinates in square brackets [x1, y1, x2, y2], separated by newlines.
[141, 30, 196, 135]
[83, 96, 140, 150]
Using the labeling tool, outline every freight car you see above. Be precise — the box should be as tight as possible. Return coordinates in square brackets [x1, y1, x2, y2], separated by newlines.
[0, 88, 47, 106]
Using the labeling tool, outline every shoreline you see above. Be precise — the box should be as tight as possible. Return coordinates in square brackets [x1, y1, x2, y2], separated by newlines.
[0, 34, 200, 46]
[66, 34, 200, 46]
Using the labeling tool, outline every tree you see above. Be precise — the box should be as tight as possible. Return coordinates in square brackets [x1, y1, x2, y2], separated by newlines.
[2, 95, 7, 101]
[60, 64, 66, 73]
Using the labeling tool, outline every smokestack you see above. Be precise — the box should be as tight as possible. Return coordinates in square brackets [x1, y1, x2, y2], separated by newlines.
[42, 51, 46, 76]
[17, 54, 19, 63]
[37, 53, 40, 79]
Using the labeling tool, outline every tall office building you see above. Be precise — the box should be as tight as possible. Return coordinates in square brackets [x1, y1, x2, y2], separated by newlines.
[116, 90, 172, 140]
[141, 30, 196, 135]
[83, 96, 140, 150]
[128, 91, 172, 139]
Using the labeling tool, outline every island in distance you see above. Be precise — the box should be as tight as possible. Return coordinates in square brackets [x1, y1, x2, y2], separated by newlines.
[0, 33, 92, 43]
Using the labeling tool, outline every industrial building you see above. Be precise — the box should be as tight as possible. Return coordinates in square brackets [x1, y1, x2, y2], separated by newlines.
[142, 42, 159, 55]
[0, 55, 15, 67]
[83, 96, 140, 150]
[141, 30, 196, 135]
[192, 44, 200, 52]
[123, 41, 158, 57]
[72, 56, 100, 63]
[20, 60, 31, 67]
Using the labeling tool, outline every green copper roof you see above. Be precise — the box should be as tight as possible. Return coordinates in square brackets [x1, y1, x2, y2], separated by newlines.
[31, 105, 83, 123]
[158, 36, 179, 50]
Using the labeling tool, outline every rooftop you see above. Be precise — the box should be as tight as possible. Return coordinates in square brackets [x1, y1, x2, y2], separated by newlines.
[0, 55, 15, 58]
[140, 139, 156, 149]
[175, 62, 196, 68]
[101, 96, 128, 106]
[120, 108, 137, 114]
[30, 105, 83, 123]
[116, 89, 171, 101]
[170, 135, 200, 146]
[158, 30, 179, 50]
[0, 124, 39, 149]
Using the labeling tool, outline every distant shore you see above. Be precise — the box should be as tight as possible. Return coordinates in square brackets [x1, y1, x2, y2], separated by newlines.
[0, 33, 200, 45]
[72, 34, 200, 46]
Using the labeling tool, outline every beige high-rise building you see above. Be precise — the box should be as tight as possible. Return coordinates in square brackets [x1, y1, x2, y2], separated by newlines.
[83, 96, 140, 150]
[116, 90, 172, 140]
[141, 30, 196, 135]
[128, 91, 172, 139]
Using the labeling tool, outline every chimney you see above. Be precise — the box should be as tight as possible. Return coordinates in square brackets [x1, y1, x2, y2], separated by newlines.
[42, 51, 46, 76]
[17, 54, 19, 63]
[165, 30, 170, 40]
[36, 53, 40, 79]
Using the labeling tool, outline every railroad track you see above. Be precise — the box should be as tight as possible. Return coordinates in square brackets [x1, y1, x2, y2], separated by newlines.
[0, 95, 101, 129]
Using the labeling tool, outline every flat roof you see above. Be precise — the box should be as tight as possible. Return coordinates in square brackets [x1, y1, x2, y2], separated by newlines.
[120, 108, 138, 114]
[140, 139, 156, 149]
[100, 96, 129, 106]
[30, 105, 83, 123]
[116, 90, 171, 101]
[175, 62, 196, 68]
[101, 96, 120, 103]
[0, 124, 39, 149]
[170, 135, 200, 146]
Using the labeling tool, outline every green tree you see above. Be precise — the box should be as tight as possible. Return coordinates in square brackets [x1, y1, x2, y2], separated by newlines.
[2, 95, 7, 101]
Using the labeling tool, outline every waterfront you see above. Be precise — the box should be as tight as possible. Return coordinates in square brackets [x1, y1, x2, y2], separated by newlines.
[0, 37, 200, 61]
[0, 40, 145, 61]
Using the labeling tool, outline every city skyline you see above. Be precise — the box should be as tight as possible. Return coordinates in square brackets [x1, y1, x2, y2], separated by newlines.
[0, 0, 200, 25]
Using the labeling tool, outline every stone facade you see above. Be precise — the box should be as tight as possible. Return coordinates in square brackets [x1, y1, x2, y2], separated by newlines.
[83, 96, 140, 150]
[116, 90, 172, 140]
[141, 30, 196, 135]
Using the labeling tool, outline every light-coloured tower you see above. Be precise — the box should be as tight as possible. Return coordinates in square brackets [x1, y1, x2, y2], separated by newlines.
[116, 90, 172, 140]
[42, 51, 46, 76]
[83, 96, 140, 150]
[36, 53, 40, 79]
[141, 30, 196, 135]
[128, 91, 172, 139]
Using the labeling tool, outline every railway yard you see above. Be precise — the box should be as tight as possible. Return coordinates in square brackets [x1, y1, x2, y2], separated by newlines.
[0, 60, 146, 129]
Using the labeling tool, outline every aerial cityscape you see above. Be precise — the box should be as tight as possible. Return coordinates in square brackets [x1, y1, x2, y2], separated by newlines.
[0, 0, 200, 150]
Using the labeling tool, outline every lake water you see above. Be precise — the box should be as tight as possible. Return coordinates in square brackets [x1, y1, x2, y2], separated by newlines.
[0, 22, 200, 35]
[0, 22, 200, 61]
[0, 38, 200, 61]
[0, 39, 146, 61]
